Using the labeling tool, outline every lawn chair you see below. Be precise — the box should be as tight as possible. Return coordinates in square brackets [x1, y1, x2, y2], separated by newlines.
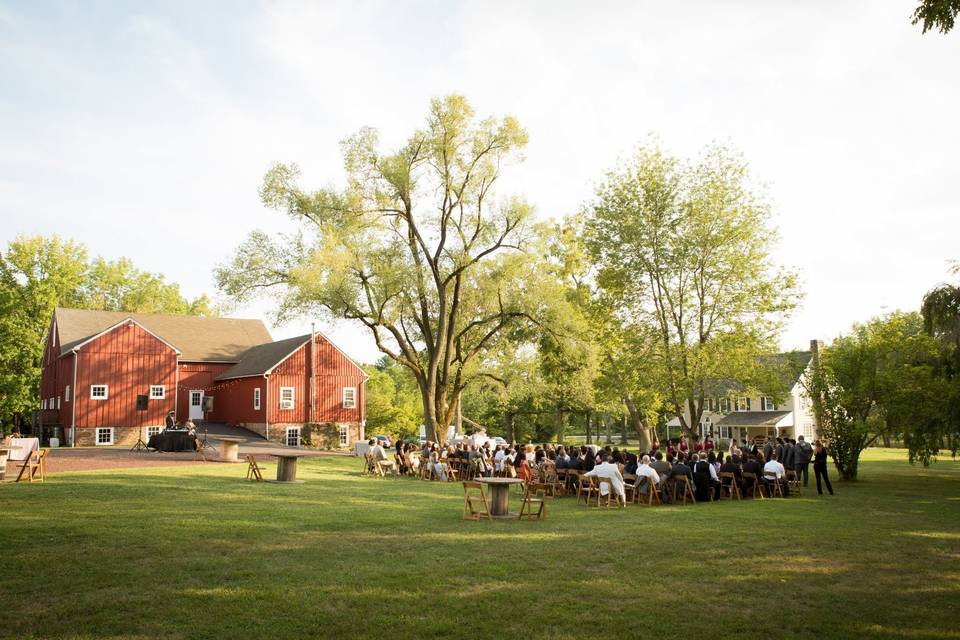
[16, 448, 48, 483]
[577, 474, 600, 507]
[597, 476, 625, 509]
[786, 470, 802, 497]
[672, 476, 696, 505]
[719, 472, 741, 500]
[245, 454, 264, 482]
[462, 481, 492, 521]
[635, 475, 662, 506]
[364, 452, 383, 477]
[742, 472, 764, 499]
[764, 472, 785, 498]
[622, 474, 637, 503]
[518, 483, 547, 521]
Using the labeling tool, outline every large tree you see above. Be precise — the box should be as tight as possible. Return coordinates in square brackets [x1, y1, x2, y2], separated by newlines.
[583, 143, 800, 439]
[912, 0, 960, 33]
[0, 235, 213, 427]
[807, 312, 953, 480]
[217, 95, 555, 442]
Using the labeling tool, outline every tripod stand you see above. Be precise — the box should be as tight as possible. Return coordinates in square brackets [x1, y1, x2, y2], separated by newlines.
[130, 427, 149, 452]
[198, 427, 215, 452]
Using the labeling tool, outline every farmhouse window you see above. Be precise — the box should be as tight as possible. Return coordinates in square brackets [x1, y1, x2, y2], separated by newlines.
[65, 385, 71, 402]
[342, 387, 356, 409]
[150, 385, 165, 399]
[254, 387, 261, 410]
[96, 427, 114, 445]
[718, 398, 731, 413]
[286, 426, 300, 447]
[735, 397, 751, 412]
[279, 387, 295, 410]
[339, 425, 349, 447]
[147, 426, 162, 439]
[761, 396, 776, 411]
[91, 385, 108, 400]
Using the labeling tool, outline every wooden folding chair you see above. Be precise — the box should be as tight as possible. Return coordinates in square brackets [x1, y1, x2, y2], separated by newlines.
[462, 481, 492, 521]
[622, 474, 637, 503]
[786, 470, 802, 497]
[245, 454, 264, 482]
[193, 438, 207, 462]
[577, 474, 600, 507]
[597, 477, 625, 509]
[742, 472, 764, 499]
[764, 473, 785, 497]
[0, 451, 6, 481]
[719, 472, 741, 500]
[445, 460, 459, 482]
[16, 448, 47, 483]
[672, 476, 696, 505]
[518, 483, 547, 520]
[636, 475, 662, 506]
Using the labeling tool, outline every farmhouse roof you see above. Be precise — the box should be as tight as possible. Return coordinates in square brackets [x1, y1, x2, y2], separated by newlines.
[54, 307, 273, 362]
[715, 411, 792, 427]
[215, 334, 311, 380]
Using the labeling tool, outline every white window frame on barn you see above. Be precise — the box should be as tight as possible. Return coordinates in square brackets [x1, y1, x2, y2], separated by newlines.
[56, 396, 61, 410]
[146, 426, 162, 439]
[150, 385, 165, 399]
[338, 424, 349, 447]
[286, 426, 300, 447]
[254, 387, 261, 410]
[41, 398, 46, 410]
[761, 396, 776, 411]
[65, 385, 71, 402]
[279, 387, 295, 409]
[96, 427, 114, 446]
[90, 384, 108, 400]
[342, 387, 356, 409]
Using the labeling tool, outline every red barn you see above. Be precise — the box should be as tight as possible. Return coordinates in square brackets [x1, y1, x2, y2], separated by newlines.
[40, 308, 367, 448]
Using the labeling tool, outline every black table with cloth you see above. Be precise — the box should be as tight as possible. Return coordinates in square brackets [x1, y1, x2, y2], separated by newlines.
[148, 431, 197, 452]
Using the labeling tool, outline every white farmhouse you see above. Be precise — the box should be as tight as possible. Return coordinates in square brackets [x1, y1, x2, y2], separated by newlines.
[667, 340, 823, 443]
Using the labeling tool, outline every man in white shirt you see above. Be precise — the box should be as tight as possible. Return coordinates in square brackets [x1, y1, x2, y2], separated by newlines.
[763, 453, 789, 496]
[493, 446, 506, 474]
[585, 455, 627, 506]
[635, 455, 660, 496]
[369, 439, 397, 475]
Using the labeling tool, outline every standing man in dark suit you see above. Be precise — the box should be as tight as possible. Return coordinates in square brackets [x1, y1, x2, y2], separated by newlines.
[165, 410, 176, 431]
[794, 435, 813, 487]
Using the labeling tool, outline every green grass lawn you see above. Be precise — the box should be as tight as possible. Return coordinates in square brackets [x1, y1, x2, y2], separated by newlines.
[1, 449, 958, 640]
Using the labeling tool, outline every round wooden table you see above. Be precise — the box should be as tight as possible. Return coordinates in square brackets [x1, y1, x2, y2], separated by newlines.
[477, 477, 524, 517]
[217, 437, 245, 462]
[268, 452, 311, 484]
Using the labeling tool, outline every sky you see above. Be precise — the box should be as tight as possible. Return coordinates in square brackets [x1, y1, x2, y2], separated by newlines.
[2, 1, 958, 363]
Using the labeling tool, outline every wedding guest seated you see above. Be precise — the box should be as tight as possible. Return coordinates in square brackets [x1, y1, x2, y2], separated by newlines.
[622, 452, 638, 475]
[693, 452, 720, 501]
[720, 454, 743, 488]
[584, 454, 627, 506]
[671, 453, 696, 496]
[635, 454, 660, 496]
[763, 452, 789, 497]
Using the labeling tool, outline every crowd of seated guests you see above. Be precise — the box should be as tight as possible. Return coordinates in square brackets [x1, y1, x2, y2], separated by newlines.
[373, 433, 828, 502]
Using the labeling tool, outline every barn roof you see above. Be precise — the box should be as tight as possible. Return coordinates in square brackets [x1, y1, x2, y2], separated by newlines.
[214, 334, 310, 380]
[54, 307, 273, 362]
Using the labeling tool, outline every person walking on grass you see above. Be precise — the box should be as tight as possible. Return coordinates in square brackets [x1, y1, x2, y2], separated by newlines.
[812, 440, 835, 496]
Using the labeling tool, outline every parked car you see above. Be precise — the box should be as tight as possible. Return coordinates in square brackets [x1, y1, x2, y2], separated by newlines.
[374, 434, 392, 447]
[491, 436, 508, 446]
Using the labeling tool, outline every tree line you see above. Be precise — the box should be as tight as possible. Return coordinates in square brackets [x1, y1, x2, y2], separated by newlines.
[217, 95, 959, 479]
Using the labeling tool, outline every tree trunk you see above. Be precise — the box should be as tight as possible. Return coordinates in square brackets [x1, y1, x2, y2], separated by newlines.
[585, 412, 592, 444]
[555, 409, 565, 444]
[504, 412, 516, 444]
[604, 414, 612, 444]
[623, 396, 654, 451]
[882, 433, 891, 448]
[620, 415, 629, 445]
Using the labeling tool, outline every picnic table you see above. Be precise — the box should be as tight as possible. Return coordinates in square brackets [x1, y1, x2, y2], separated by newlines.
[268, 451, 310, 484]
[477, 477, 524, 517]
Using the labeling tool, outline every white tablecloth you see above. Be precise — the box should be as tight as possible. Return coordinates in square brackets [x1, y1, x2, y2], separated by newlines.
[6, 437, 39, 461]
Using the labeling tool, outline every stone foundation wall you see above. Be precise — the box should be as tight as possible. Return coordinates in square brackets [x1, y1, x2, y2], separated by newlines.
[75, 426, 153, 447]
[269, 422, 362, 451]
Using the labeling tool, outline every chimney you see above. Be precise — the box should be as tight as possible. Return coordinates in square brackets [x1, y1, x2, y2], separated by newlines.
[810, 339, 824, 364]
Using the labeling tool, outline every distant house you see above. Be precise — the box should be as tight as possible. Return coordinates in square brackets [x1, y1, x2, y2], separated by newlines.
[39, 308, 367, 448]
[667, 340, 822, 443]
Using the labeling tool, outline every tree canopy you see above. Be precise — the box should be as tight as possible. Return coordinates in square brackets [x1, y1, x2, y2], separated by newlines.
[217, 95, 565, 442]
[912, 0, 960, 33]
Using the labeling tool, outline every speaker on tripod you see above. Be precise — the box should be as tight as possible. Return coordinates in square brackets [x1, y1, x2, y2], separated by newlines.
[130, 394, 149, 452]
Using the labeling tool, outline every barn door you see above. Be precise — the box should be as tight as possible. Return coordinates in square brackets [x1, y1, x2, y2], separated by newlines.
[189, 390, 204, 420]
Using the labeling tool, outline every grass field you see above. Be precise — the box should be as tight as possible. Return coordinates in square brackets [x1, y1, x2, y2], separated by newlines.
[1, 449, 958, 639]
